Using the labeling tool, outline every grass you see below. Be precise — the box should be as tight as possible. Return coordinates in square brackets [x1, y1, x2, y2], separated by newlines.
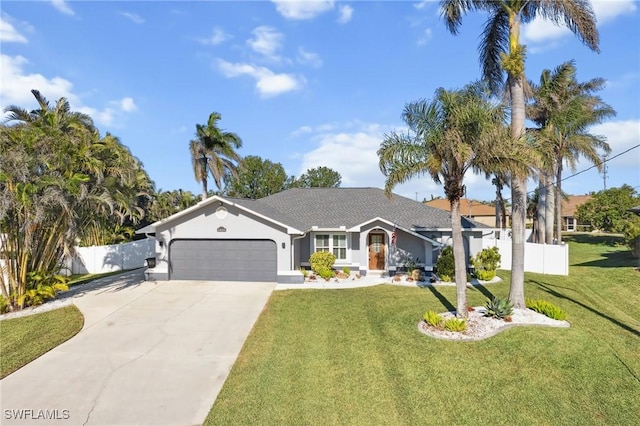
[205, 234, 640, 425]
[0, 306, 84, 379]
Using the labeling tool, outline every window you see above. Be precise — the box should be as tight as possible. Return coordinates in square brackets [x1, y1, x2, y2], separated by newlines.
[333, 235, 347, 259]
[314, 233, 348, 261]
[315, 235, 330, 252]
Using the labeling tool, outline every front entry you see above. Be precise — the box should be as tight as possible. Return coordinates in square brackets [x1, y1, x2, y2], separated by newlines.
[368, 232, 386, 270]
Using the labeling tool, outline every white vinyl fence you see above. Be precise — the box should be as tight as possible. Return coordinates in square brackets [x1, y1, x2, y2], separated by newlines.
[65, 238, 155, 275]
[482, 238, 569, 276]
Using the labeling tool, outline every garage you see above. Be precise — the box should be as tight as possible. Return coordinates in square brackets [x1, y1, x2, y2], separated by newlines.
[169, 239, 277, 281]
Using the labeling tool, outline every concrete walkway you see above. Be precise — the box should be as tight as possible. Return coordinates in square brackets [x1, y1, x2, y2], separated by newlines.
[0, 270, 275, 426]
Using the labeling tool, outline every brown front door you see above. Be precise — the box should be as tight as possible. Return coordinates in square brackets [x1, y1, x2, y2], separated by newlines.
[368, 233, 386, 270]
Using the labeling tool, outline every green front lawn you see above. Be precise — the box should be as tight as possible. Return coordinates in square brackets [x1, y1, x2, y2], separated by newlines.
[0, 306, 84, 378]
[205, 234, 640, 425]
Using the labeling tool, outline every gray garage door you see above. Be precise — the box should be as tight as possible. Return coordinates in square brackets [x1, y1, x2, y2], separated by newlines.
[169, 239, 277, 281]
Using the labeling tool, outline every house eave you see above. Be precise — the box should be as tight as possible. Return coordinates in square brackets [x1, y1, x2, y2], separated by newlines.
[135, 195, 303, 235]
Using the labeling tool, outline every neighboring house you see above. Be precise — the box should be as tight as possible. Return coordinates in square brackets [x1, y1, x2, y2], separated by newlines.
[561, 195, 592, 232]
[136, 187, 489, 283]
[425, 198, 499, 227]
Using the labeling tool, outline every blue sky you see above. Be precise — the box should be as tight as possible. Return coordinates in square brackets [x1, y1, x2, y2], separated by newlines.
[2, 0, 639, 203]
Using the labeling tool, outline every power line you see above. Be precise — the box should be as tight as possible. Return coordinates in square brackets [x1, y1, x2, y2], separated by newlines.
[553, 144, 639, 187]
[501, 143, 640, 202]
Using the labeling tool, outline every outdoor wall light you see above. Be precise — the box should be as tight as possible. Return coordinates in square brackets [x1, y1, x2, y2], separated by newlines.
[159, 241, 164, 247]
[282, 242, 286, 249]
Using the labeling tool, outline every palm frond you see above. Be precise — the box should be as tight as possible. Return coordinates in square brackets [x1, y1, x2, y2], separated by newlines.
[480, 9, 510, 94]
[536, 0, 599, 52]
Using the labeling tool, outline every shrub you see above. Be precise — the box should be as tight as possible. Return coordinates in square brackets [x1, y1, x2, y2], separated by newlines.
[472, 247, 501, 281]
[622, 216, 640, 257]
[439, 274, 452, 283]
[526, 298, 567, 321]
[309, 251, 336, 274]
[444, 318, 467, 332]
[484, 297, 514, 319]
[423, 310, 444, 327]
[16, 272, 69, 308]
[436, 246, 455, 279]
[475, 269, 496, 281]
[299, 268, 309, 278]
[342, 266, 351, 275]
[315, 266, 335, 280]
[0, 295, 9, 314]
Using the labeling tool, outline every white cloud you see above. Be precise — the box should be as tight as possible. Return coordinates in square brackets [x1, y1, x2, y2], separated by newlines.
[523, 0, 637, 46]
[51, 0, 75, 16]
[337, 5, 353, 24]
[199, 27, 231, 45]
[271, 0, 335, 20]
[1, 55, 77, 108]
[119, 97, 137, 112]
[0, 14, 28, 43]
[119, 12, 145, 24]
[216, 59, 305, 98]
[295, 123, 441, 199]
[413, 1, 430, 10]
[417, 28, 433, 46]
[523, 19, 571, 44]
[295, 121, 501, 201]
[1, 54, 135, 127]
[592, 0, 637, 22]
[297, 47, 323, 67]
[247, 26, 284, 61]
[591, 120, 640, 166]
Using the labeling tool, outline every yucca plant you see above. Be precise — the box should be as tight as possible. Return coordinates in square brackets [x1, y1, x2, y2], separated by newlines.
[484, 297, 514, 319]
[443, 318, 467, 332]
[423, 310, 444, 328]
[526, 298, 567, 321]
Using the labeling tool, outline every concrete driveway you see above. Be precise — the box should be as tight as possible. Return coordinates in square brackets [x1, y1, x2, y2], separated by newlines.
[0, 270, 275, 426]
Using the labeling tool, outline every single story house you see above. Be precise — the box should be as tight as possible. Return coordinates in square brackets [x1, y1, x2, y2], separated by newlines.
[425, 198, 499, 227]
[561, 194, 592, 232]
[136, 187, 490, 283]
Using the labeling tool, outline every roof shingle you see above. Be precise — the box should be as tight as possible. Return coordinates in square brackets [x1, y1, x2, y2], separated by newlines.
[242, 187, 484, 230]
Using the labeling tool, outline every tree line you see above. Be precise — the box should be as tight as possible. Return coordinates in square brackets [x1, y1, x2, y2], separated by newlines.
[0, 92, 340, 311]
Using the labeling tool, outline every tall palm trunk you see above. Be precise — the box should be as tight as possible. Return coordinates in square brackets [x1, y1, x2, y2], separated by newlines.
[555, 162, 564, 243]
[536, 173, 547, 243]
[545, 171, 555, 243]
[501, 200, 507, 229]
[450, 197, 468, 318]
[201, 177, 208, 200]
[508, 73, 527, 309]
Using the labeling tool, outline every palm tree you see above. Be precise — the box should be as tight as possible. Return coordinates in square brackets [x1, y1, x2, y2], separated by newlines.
[441, 0, 600, 307]
[190, 112, 242, 199]
[528, 60, 614, 244]
[379, 83, 518, 318]
[492, 173, 509, 229]
[1, 91, 149, 310]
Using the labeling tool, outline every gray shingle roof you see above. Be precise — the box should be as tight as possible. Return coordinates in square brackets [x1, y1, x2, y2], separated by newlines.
[228, 187, 484, 231]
